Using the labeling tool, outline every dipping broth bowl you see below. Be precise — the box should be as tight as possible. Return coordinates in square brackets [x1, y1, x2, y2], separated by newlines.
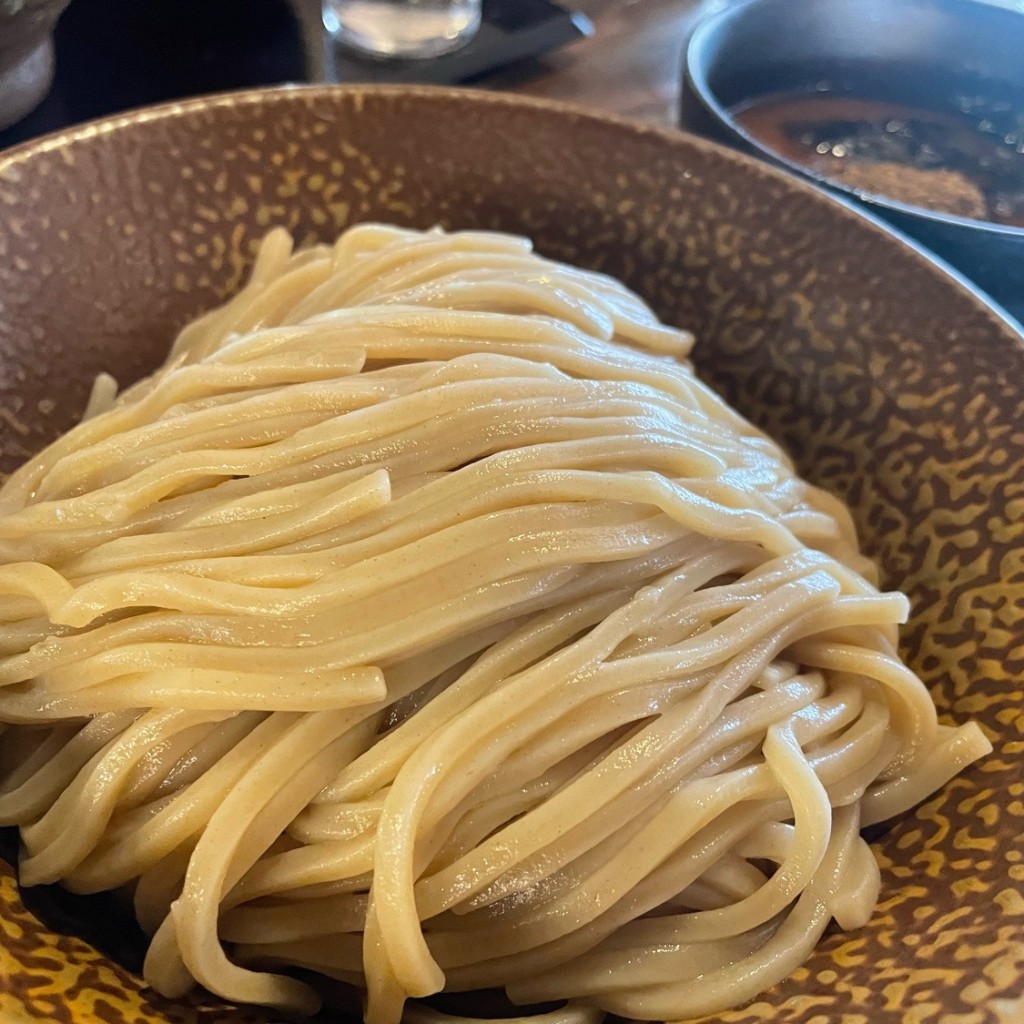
[682, 0, 1024, 326]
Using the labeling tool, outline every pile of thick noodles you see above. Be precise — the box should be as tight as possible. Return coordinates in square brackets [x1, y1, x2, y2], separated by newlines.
[0, 226, 989, 1024]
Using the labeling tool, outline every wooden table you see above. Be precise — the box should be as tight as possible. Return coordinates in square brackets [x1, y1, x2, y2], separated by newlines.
[482, 0, 706, 129]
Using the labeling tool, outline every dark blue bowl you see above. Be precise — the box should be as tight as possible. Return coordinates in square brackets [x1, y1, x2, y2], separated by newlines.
[682, 0, 1024, 326]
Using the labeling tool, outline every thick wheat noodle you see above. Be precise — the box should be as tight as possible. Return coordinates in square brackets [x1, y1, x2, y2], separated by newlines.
[0, 224, 989, 1024]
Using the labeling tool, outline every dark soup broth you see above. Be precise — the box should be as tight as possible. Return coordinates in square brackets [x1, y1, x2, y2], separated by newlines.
[734, 90, 1024, 227]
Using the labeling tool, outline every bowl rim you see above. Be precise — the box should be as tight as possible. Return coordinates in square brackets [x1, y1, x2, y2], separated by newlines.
[1, 81, 1021, 343]
[0, 79, 1023, 1024]
[684, 0, 1024, 241]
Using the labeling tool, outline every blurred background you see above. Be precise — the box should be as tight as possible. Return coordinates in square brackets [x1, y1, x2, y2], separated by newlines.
[0, 0, 1021, 323]
[0, 0, 708, 147]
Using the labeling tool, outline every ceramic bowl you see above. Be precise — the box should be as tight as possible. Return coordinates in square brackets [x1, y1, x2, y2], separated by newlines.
[0, 0, 72, 129]
[681, 0, 1024, 327]
[0, 85, 1022, 1024]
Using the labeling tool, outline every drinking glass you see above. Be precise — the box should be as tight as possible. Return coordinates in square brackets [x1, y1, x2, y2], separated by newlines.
[323, 0, 483, 59]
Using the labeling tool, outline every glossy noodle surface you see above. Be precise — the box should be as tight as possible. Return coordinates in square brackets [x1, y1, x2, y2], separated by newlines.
[0, 226, 989, 1024]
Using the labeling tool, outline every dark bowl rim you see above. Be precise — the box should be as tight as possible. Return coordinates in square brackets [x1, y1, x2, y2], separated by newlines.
[1, 81, 1021, 343]
[684, 0, 1024, 240]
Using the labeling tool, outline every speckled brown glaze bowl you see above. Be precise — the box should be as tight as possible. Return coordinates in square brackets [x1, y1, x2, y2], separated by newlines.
[0, 85, 1022, 1024]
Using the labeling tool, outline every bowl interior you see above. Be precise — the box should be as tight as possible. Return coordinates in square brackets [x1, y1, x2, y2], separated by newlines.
[682, 0, 1024, 326]
[688, 0, 1024, 114]
[0, 85, 1023, 1024]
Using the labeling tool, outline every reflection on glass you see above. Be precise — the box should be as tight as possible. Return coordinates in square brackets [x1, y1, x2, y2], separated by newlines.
[323, 0, 483, 59]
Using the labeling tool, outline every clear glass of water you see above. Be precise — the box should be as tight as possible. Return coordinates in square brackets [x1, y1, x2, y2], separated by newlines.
[323, 0, 483, 60]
